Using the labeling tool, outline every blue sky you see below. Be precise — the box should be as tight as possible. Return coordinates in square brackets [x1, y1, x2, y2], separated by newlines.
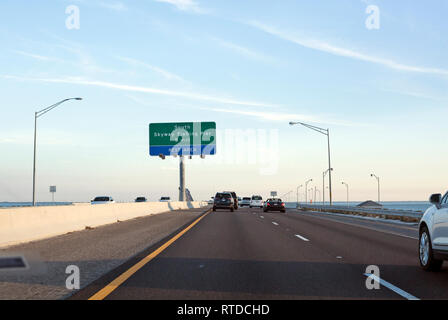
[0, 0, 447, 202]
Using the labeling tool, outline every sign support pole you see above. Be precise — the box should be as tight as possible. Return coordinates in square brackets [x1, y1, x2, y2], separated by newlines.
[179, 156, 186, 201]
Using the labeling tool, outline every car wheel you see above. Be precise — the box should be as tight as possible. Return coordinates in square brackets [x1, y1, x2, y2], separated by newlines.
[419, 226, 443, 271]
[213, 207, 216, 212]
[281, 210, 286, 213]
[230, 207, 234, 212]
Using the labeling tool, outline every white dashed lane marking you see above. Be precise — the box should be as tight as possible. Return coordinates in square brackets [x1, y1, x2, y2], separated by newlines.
[295, 234, 310, 242]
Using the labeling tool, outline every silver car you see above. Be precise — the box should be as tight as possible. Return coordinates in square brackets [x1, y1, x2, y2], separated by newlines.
[419, 192, 448, 271]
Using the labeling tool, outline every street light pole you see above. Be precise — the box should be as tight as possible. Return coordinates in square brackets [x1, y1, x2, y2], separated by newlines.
[281, 191, 293, 203]
[305, 179, 312, 204]
[32, 98, 83, 206]
[290, 122, 333, 205]
[342, 182, 349, 208]
[323, 168, 333, 206]
[371, 173, 380, 203]
[296, 185, 303, 206]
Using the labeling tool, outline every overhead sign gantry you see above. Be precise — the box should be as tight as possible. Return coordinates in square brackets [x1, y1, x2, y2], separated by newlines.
[149, 122, 216, 201]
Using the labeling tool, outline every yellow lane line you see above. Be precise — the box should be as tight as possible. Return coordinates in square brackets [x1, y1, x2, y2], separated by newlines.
[88, 210, 211, 300]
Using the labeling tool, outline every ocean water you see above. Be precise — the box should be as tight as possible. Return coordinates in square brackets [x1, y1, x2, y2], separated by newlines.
[0, 201, 432, 212]
[0, 202, 73, 208]
[285, 201, 431, 212]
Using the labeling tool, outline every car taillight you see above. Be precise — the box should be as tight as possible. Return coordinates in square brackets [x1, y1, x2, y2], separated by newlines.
[281, 203, 285, 207]
[267, 203, 271, 206]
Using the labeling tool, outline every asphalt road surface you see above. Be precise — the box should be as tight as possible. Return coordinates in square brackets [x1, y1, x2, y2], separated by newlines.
[72, 207, 448, 300]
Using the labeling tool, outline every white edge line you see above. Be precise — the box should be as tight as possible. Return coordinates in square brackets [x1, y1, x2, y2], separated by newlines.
[272, 222, 279, 226]
[295, 234, 310, 242]
[364, 273, 419, 300]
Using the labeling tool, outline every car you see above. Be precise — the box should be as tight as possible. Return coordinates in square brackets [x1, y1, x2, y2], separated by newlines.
[418, 191, 448, 271]
[240, 197, 251, 207]
[91, 196, 115, 204]
[250, 195, 263, 208]
[223, 191, 238, 210]
[159, 197, 171, 202]
[135, 197, 147, 203]
[208, 197, 215, 205]
[263, 198, 286, 213]
[213, 192, 234, 212]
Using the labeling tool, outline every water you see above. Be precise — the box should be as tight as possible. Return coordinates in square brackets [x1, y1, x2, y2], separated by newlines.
[1, 201, 432, 212]
[285, 201, 431, 212]
[0, 202, 73, 208]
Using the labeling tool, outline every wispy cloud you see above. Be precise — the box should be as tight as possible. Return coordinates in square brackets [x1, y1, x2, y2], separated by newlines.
[248, 21, 448, 76]
[212, 38, 275, 63]
[98, 1, 128, 11]
[116, 56, 184, 81]
[2, 75, 275, 108]
[199, 106, 360, 126]
[13, 50, 64, 63]
[154, 0, 206, 13]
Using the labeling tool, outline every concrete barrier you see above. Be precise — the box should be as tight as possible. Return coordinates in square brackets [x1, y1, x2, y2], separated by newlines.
[0, 201, 208, 248]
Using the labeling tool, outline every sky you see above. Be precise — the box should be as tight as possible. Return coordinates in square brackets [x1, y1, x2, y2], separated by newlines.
[0, 0, 447, 203]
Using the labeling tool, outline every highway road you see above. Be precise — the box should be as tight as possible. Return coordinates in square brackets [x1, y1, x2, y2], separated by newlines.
[72, 207, 448, 300]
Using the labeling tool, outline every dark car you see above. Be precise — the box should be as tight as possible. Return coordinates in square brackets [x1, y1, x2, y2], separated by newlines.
[263, 198, 286, 213]
[223, 191, 238, 210]
[213, 192, 235, 212]
[135, 197, 147, 203]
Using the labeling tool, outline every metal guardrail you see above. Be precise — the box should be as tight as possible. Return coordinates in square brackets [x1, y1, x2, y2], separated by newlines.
[298, 204, 424, 221]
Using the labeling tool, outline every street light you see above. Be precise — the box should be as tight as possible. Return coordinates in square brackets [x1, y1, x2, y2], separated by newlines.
[32, 98, 83, 206]
[308, 189, 313, 204]
[290, 121, 333, 205]
[314, 187, 321, 205]
[370, 173, 380, 203]
[342, 182, 349, 208]
[323, 168, 333, 206]
[296, 185, 303, 205]
[281, 190, 293, 203]
[305, 179, 313, 203]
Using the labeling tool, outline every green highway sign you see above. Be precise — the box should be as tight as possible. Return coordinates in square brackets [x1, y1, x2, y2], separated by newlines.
[149, 122, 216, 156]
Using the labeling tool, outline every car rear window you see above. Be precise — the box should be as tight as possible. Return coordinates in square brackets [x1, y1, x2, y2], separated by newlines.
[268, 199, 282, 203]
[215, 193, 231, 199]
[94, 197, 109, 202]
[243, 197, 251, 201]
[252, 196, 262, 200]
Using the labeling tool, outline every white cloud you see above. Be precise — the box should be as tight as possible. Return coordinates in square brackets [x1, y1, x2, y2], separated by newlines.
[116, 56, 184, 81]
[98, 2, 128, 11]
[2, 75, 275, 108]
[13, 50, 64, 63]
[212, 38, 275, 63]
[154, 0, 205, 13]
[199, 106, 360, 127]
[248, 21, 448, 76]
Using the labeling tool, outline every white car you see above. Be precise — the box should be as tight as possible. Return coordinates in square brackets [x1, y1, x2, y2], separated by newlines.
[240, 197, 251, 207]
[250, 195, 263, 208]
[91, 196, 115, 205]
[418, 191, 448, 271]
[160, 197, 171, 202]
